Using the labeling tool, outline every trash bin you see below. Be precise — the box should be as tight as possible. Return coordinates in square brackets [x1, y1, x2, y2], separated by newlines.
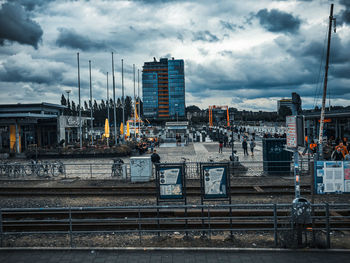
[292, 197, 311, 224]
[262, 138, 292, 175]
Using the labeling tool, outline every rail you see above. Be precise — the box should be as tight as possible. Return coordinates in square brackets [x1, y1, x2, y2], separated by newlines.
[0, 203, 349, 248]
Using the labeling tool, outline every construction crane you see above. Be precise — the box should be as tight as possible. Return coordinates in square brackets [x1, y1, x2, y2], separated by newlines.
[208, 105, 230, 128]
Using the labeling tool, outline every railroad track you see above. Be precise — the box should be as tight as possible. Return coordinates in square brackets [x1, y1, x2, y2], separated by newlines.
[2, 208, 349, 232]
[0, 185, 311, 196]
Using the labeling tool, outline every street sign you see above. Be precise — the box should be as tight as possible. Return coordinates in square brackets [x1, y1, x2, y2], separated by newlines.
[286, 116, 297, 148]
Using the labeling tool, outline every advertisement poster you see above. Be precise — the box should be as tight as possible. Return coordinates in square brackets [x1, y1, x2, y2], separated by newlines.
[159, 167, 183, 199]
[314, 161, 350, 194]
[202, 165, 228, 199]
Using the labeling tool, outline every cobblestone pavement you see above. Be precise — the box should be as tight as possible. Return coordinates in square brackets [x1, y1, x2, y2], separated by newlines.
[0, 249, 349, 263]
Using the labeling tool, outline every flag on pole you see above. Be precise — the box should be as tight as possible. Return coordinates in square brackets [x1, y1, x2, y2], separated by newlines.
[104, 119, 110, 138]
[126, 121, 130, 137]
[120, 122, 124, 135]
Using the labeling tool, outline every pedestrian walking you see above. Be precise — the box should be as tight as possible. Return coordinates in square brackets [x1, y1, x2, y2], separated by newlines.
[250, 139, 256, 156]
[242, 139, 248, 156]
[219, 140, 223, 153]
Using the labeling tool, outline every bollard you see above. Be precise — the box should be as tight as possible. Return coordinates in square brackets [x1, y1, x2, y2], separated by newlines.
[0, 209, 3, 247]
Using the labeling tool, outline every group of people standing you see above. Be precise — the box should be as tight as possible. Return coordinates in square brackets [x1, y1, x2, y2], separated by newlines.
[242, 138, 256, 156]
[330, 141, 350, 161]
[218, 136, 256, 157]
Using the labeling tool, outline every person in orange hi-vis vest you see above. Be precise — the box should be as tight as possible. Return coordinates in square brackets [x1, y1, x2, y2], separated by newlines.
[337, 142, 349, 158]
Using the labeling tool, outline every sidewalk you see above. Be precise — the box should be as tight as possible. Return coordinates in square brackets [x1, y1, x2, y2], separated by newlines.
[1, 248, 349, 263]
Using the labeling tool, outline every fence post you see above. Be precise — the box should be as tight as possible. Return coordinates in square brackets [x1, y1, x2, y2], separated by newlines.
[69, 207, 73, 247]
[138, 208, 142, 244]
[0, 209, 3, 247]
[208, 206, 211, 240]
[326, 203, 330, 248]
[274, 204, 278, 247]
[90, 164, 92, 179]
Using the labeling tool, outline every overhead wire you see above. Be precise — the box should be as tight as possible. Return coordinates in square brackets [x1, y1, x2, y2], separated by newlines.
[313, 26, 328, 109]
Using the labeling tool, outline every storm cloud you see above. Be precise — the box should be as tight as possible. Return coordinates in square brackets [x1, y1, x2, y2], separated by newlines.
[0, 0, 349, 111]
[256, 9, 301, 34]
[56, 28, 109, 51]
[0, 2, 43, 48]
[0, 53, 67, 84]
[339, 0, 350, 25]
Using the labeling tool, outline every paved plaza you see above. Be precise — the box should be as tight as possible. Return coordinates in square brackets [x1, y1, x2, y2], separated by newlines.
[0, 249, 349, 263]
[56, 140, 264, 179]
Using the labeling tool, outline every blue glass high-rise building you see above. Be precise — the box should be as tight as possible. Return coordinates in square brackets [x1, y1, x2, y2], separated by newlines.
[142, 58, 185, 120]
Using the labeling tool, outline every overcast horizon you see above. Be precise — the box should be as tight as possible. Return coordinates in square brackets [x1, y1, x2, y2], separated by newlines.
[0, 0, 350, 111]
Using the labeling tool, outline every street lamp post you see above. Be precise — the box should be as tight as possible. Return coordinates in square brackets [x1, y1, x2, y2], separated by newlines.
[65, 90, 71, 102]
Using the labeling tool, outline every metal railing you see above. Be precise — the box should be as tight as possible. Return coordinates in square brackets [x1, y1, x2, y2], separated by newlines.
[0, 203, 348, 248]
[0, 158, 310, 180]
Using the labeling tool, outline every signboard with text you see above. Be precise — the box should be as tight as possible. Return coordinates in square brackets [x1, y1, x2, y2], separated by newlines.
[200, 163, 229, 199]
[156, 164, 185, 200]
[314, 161, 350, 194]
[286, 116, 297, 148]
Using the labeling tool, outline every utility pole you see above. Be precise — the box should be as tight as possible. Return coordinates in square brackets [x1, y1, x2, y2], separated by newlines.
[77, 52, 82, 149]
[318, 3, 335, 159]
[138, 69, 140, 139]
[122, 59, 125, 140]
[133, 64, 136, 139]
[106, 72, 110, 147]
[112, 52, 117, 145]
[89, 60, 94, 146]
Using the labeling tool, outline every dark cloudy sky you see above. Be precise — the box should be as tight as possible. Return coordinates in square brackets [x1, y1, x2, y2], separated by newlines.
[0, 0, 349, 111]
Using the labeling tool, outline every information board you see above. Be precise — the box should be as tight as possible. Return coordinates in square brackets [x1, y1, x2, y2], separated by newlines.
[201, 164, 228, 199]
[286, 116, 297, 148]
[314, 161, 350, 194]
[158, 166, 184, 199]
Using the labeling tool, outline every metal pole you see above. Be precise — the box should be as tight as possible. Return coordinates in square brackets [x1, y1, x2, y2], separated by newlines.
[112, 52, 117, 145]
[292, 103, 300, 199]
[89, 60, 93, 146]
[106, 72, 110, 147]
[231, 121, 234, 157]
[138, 69, 140, 139]
[122, 59, 125, 140]
[318, 4, 334, 159]
[77, 53, 82, 149]
[274, 204, 278, 247]
[133, 64, 136, 139]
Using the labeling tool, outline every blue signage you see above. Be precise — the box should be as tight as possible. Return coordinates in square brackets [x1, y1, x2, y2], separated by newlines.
[314, 161, 350, 194]
[202, 165, 228, 199]
[159, 166, 183, 199]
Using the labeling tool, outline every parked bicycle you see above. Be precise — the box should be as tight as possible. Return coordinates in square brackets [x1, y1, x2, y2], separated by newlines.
[0, 160, 66, 178]
[111, 158, 124, 177]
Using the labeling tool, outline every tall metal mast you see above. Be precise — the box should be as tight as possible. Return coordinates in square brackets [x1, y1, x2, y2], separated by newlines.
[112, 52, 117, 145]
[77, 52, 82, 149]
[138, 69, 140, 139]
[318, 4, 335, 159]
[122, 59, 125, 140]
[89, 60, 93, 146]
[106, 72, 110, 146]
[133, 64, 136, 138]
